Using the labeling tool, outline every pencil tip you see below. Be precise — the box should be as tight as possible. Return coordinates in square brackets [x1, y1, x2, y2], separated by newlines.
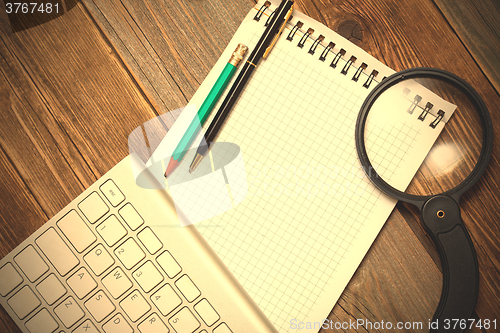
[164, 157, 178, 178]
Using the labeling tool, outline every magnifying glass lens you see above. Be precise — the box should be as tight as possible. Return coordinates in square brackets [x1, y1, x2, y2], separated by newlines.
[364, 76, 483, 197]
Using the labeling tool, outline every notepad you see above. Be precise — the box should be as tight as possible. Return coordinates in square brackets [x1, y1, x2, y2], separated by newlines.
[149, 1, 456, 331]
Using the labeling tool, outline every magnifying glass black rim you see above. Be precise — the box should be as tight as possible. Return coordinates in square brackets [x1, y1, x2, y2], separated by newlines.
[355, 67, 494, 206]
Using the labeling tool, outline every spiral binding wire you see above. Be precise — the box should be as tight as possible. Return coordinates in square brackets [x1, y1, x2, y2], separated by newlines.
[287, 21, 303, 41]
[286, 21, 377, 88]
[418, 102, 434, 121]
[403, 92, 445, 127]
[254, 1, 271, 21]
[281, 20, 444, 127]
[319, 42, 335, 61]
[298, 28, 314, 48]
[308, 35, 324, 55]
[407, 95, 423, 114]
[330, 49, 345, 68]
[341, 56, 356, 75]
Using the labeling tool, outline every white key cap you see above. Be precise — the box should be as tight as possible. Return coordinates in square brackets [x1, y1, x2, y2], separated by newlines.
[78, 192, 109, 224]
[36, 227, 79, 276]
[84, 244, 115, 276]
[57, 210, 96, 252]
[14, 245, 48, 282]
[97, 215, 127, 247]
[156, 251, 181, 278]
[213, 323, 232, 333]
[73, 319, 99, 333]
[138, 228, 162, 254]
[194, 299, 220, 327]
[119, 204, 144, 230]
[114, 238, 145, 270]
[25, 308, 59, 333]
[102, 267, 132, 299]
[7, 286, 40, 319]
[169, 307, 200, 333]
[151, 284, 182, 316]
[67, 267, 97, 299]
[120, 290, 151, 322]
[54, 296, 85, 328]
[133, 261, 163, 293]
[36, 274, 67, 305]
[103, 313, 133, 333]
[100, 180, 125, 207]
[0, 263, 23, 296]
[175, 275, 200, 302]
[138, 313, 170, 333]
[85, 290, 115, 322]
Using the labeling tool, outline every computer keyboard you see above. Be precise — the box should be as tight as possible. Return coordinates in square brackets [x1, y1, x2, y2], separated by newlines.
[0, 155, 277, 333]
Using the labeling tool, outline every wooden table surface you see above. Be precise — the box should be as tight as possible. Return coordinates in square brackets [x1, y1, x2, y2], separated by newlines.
[1, 0, 499, 332]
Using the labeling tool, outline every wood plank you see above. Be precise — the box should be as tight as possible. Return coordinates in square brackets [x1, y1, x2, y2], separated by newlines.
[0, 3, 161, 331]
[81, 0, 254, 114]
[434, 0, 500, 94]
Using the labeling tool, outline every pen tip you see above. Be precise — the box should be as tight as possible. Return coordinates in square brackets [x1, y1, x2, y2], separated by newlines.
[188, 153, 204, 174]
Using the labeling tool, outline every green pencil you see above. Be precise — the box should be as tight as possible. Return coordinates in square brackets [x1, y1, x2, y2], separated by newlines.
[164, 43, 248, 177]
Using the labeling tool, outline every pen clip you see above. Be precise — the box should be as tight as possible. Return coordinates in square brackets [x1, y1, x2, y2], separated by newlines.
[263, 4, 294, 58]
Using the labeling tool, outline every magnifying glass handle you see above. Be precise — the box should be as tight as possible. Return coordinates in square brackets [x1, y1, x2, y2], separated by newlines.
[421, 195, 479, 333]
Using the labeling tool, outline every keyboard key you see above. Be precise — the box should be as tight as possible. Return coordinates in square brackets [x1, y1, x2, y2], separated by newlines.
[57, 210, 96, 252]
[102, 267, 133, 299]
[156, 251, 182, 278]
[138, 313, 170, 333]
[84, 244, 114, 276]
[96, 215, 127, 247]
[138, 228, 162, 254]
[151, 284, 182, 316]
[194, 299, 220, 327]
[78, 192, 109, 224]
[119, 203, 144, 230]
[14, 245, 49, 282]
[100, 180, 125, 207]
[35, 227, 79, 276]
[175, 275, 200, 302]
[133, 261, 163, 293]
[25, 308, 59, 333]
[114, 238, 145, 270]
[85, 290, 115, 322]
[213, 323, 233, 333]
[103, 313, 133, 333]
[36, 274, 67, 305]
[73, 319, 99, 333]
[67, 267, 97, 299]
[7, 286, 40, 319]
[169, 307, 200, 333]
[120, 290, 151, 322]
[54, 296, 85, 328]
[0, 263, 23, 296]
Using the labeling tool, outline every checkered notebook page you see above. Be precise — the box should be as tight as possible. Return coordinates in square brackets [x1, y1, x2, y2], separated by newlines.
[151, 1, 455, 331]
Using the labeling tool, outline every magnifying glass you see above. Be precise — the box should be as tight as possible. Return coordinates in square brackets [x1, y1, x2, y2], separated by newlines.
[355, 68, 493, 333]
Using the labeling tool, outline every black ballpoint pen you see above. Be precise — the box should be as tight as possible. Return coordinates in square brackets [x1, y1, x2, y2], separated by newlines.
[189, 0, 294, 173]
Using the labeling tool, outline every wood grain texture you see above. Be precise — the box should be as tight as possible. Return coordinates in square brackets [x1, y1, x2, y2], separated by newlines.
[0, 0, 499, 332]
[0, 3, 160, 331]
[433, 0, 500, 94]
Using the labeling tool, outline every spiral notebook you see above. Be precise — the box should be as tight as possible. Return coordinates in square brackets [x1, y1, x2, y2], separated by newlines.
[148, 1, 456, 331]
